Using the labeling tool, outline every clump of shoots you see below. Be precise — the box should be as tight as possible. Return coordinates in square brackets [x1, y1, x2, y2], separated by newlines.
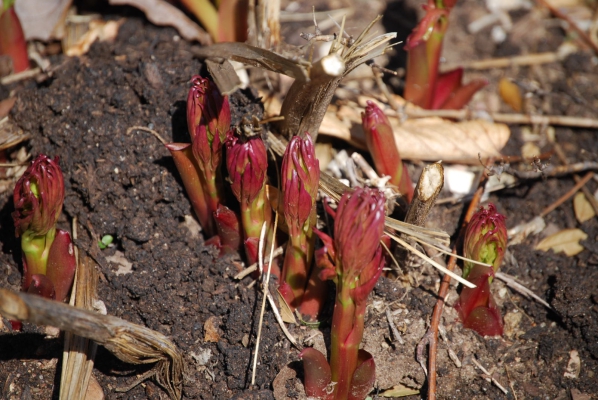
[12, 155, 76, 328]
[301, 188, 386, 399]
[361, 100, 414, 202]
[404, 0, 486, 110]
[166, 75, 241, 254]
[0, 0, 29, 74]
[455, 203, 507, 336]
[279, 134, 321, 315]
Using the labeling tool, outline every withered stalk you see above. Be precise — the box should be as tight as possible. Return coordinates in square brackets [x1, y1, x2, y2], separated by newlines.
[194, 16, 396, 141]
[404, 163, 445, 227]
[0, 289, 184, 400]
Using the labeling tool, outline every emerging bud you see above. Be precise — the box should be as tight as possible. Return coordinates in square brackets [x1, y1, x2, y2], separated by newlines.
[334, 188, 386, 283]
[280, 134, 320, 311]
[404, 2, 449, 52]
[361, 101, 414, 202]
[213, 204, 241, 255]
[187, 75, 231, 152]
[281, 134, 320, 231]
[13, 155, 64, 237]
[226, 134, 268, 205]
[27, 274, 56, 299]
[463, 203, 507, 278]
[456, 203, 507, 337]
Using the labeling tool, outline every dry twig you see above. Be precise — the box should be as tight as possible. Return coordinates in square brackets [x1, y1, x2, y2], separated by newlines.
[540, 171, 594, 217]
[400, 109, 598, 130]
[554, 144, 598, 216]
[440, 50, 575, 71]
[386, 308, 404, 345]
[535, 0, 598, 55]
[0, 290, 184, 399]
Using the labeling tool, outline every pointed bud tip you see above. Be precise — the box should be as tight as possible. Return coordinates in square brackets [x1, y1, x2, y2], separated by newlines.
[13, 154, 64, 237]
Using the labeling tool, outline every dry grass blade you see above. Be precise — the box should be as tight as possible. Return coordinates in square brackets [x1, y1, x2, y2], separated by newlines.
[495, 272, 552, 310]
[60, 219, 99, 400]
[388, 232, 475, 288]
[0, 289, 184, 400]
[251, 212, 299, 384]
[251, 222, 269, 385]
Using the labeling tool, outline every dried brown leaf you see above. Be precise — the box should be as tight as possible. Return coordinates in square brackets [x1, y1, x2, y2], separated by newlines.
[536, 228, 587, 256]
[14, 0, 72, 41]
[573, 192, 595, 223]
[65, 19, 124, 57]
[108, 0, 211, 45]
[319, 99, 510, 162]
[84, 375, 104, 400]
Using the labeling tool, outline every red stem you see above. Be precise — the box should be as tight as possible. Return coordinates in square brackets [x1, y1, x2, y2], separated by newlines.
[329, 278, 364, 399]
[281, 227, 313, 309]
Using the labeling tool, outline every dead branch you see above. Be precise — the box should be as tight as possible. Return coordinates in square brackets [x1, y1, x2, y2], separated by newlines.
[191, 42, 310, 83]
[0, 289, 184, 400]
[539, 171, 594, 217]
[401, 109, 598, 130]
[278, 15, 396, 140]
[405, 163, 444, 228]
[511, 162, 598, 180]
[440, 51, 573, 71]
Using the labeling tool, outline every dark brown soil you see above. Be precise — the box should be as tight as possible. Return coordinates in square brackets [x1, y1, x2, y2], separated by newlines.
[1, 1, 598, 399]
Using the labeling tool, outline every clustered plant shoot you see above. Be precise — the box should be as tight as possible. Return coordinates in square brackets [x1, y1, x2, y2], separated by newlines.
[12, 155, 76, 329]
[301, 188, 386, 399]
[455, 204, 507, 336]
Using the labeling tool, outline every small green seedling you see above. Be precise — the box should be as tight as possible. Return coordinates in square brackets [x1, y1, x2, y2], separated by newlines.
[98, 235, 114, 249]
